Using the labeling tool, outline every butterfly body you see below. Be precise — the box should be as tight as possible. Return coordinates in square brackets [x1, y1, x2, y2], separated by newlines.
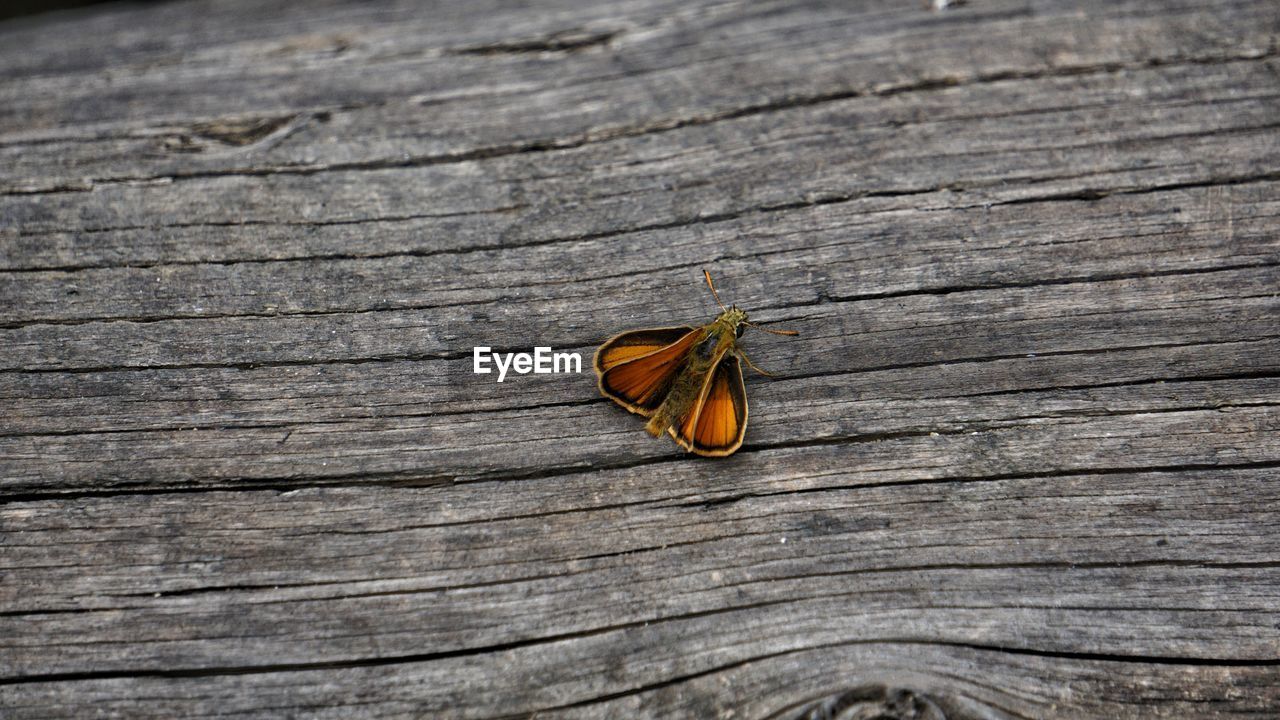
[642, 307, 746, 441]
[593, 272, 795, 458]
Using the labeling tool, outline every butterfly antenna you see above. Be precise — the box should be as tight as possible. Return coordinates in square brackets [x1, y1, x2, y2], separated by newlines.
[743, 320, 799, 337]
[703, 268, 728, 312]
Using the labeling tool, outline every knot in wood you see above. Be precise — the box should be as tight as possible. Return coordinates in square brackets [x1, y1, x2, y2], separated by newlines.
[781, 684, 948, 720]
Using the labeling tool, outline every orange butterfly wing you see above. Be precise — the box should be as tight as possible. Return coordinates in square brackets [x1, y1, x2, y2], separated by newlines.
[669, 353, 748, 457]
[595, 326, 702, 416]
[595, 326, 694, 372]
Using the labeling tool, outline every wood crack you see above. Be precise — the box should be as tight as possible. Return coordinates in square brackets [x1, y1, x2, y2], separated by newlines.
[3, 255, 1275, 331]
[5, 451, 1277, 507]
[8, 611, 1269, 690]
[448, 28, 622, 56]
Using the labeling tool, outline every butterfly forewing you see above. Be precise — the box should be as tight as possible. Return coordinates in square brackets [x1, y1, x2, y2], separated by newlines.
[596, 327, 702, 415]
[594, 326, 693, 372]
[669, 353, 747, 456]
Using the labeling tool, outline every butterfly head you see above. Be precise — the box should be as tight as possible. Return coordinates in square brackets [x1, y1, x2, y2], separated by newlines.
[716, 305, 749, 338]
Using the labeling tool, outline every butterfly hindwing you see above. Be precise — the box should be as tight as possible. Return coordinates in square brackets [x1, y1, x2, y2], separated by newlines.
[669, 352, 747, 457]
[595, 326, 702, 416]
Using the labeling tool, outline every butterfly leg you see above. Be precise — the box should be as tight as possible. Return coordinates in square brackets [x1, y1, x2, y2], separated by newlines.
[738, 351, 776, 377]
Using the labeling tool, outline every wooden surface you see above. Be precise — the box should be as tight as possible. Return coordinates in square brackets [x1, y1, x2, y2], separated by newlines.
[2, 0, 1279, 717]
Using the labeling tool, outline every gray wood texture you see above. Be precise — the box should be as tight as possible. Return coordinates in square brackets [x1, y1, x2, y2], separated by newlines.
[1, 0, 1278, 717]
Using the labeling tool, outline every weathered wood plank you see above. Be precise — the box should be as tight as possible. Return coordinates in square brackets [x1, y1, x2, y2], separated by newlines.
[0, 0, 1275, 194]
[3, 646, 1276, 719]
[3, 264, 1278, 493]
[2, 467, 1278, 717]
[2, 0, 1278, 717]
[5, 57, 1279, 271]
[5, 172, 1280, 324]
[2, 225, 1277, 373]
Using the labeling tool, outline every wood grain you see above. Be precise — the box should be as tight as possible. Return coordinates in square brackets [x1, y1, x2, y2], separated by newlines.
[1, 0, 1278, 717]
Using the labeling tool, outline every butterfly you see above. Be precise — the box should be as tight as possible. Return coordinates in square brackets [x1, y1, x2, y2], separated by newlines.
[594, 269, 798, 457]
